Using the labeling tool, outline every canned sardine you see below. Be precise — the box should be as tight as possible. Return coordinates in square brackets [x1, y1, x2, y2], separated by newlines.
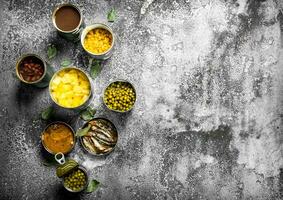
[81, 24, 115, 60]
[52, 3, 84, 41]
[16, 53, 54, 88]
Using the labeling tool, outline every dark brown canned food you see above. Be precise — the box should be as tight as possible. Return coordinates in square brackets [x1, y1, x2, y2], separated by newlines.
[52, 3, 84, 41]
[16, 53, 54, 88]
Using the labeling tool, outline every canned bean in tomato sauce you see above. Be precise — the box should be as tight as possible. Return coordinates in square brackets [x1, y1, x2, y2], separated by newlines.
[16, 53, 54, 88]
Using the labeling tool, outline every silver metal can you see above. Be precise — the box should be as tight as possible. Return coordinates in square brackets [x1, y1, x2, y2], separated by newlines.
[41, 121, 76, 155]
[81, 23, 115, 60]
[79, 118, 118, 156]
[52, 3, 84, 42]
[16, 53, 54, 88]
[49, 67, 93, 111]
[62, 166, 89, 193]
[54, 153, 89, 193]
[103, 80, 137, 113]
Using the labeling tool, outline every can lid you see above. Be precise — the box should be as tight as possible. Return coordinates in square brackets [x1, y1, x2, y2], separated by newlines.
[56, 159, 79, 178]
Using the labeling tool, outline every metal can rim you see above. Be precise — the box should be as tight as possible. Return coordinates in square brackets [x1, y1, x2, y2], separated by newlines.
[49, 66, 92, 110]
[41, 121, 76, 155]
[102, 79, 137, 113]
[79, 118, 118, 156]
[62, 165, 89, 193]
[80, 23, 115, 56]
[15, 53, 47, 84]
[52, 3, 83, 33]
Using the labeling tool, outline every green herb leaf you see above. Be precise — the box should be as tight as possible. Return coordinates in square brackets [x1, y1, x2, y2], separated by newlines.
[47, 44, 57, 59]
[61, 59, 71, 68]
[88, 57, 94, 68]
[90, 60, 102, 79]
[76, 124, 91, 137]
[42, 158, 57, 166]
[41, 106, 54, 120]
[80, 106, 96, 121]
[12, 72, 18, 79]
[86, 179, 100, 193]
[107, 8, 117, 22]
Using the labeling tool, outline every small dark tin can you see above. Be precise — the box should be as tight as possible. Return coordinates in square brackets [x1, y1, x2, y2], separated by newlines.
[52, 3, 84, 42]
[16, 53, 54, 88]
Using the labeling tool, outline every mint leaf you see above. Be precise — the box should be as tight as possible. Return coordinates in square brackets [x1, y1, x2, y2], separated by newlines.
[41, 106, 54, 120]
[86, 179, 100, 193]
[47, 44, 57, 59]
[90, 60, 102, 79]
[76, 124, 91, 137]
[107, 8, 117, 22]
[42, 157, 57, 166]
[80, 106, 96, 121]
[61, 59, 71, 68]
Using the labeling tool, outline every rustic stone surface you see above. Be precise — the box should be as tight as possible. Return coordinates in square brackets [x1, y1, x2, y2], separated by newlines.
[0, 0, 283, 199]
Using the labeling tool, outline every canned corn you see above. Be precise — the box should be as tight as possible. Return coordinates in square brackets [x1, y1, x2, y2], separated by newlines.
[81, 24, 115, 60]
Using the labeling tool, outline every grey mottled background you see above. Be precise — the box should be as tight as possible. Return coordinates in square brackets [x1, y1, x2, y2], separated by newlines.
[1, 0, 283, 199]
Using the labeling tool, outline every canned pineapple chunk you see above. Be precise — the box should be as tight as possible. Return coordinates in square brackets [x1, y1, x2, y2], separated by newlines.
[50, 68, 91, 108]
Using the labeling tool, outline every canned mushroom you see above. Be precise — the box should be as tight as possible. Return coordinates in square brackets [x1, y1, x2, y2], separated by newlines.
[16, 53, 54, 88]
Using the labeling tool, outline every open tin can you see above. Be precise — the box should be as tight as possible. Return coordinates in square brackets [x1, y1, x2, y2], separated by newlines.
[103, 80, 137, 113]
[41, 121, 76, 155]
[49, 67, 93, 111]
[52, 3, 84, 41]
[81, 23, 115, 60]
[55, 153, 89, 193]
[79, 118, 118, 156]
[16, 53, 54, 88]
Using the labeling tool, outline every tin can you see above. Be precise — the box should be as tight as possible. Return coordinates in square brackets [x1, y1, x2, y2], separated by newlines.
[103, 80, 137, 113]
[49, 67, 93, 111]
[16, 53, 54, 88]
[41, 121, 76, 155]
[55, 153, 89, 193]
[81, 23, 115, 60]
[52, 3, 84, 42]
[79, 118, 118, 156]
[63, 166, 89, 193]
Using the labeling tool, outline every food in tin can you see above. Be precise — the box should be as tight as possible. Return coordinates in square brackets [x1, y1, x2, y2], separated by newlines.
[81, 119, 118, 155]
[42, 122, 75, 154]
[64, 168, 87, 191]
[54, 5, 81, 32]
[18, 56, 44, 83]
[104, 81, 136, 112]
[50, 68, 90, 108]
[56, 159, 79, 178]
[83, 28, 112, 54]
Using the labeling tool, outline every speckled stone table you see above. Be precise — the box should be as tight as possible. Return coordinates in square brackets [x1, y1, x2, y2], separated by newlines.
[1, 0, 283, 199]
